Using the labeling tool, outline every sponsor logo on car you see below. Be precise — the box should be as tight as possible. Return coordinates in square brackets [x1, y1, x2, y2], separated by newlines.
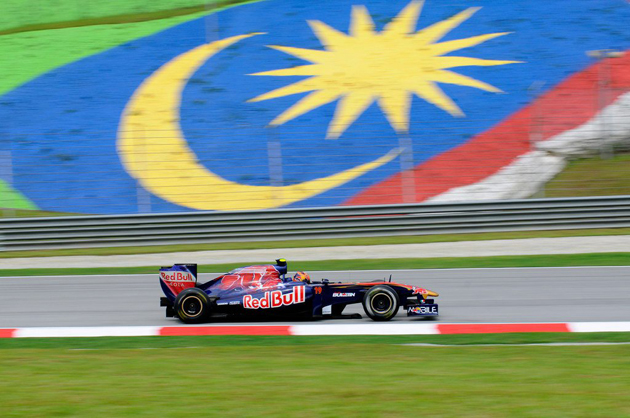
[231, 266, 272, 275]
[218, 300, 242, 306]
[243, 286, 305, 309]
[408, 305, 438, 315]
[160, 271, 195, 287]
[332, 292, 356, 297]
[218, 265, 281, 290]
[411, 287, 429, 295]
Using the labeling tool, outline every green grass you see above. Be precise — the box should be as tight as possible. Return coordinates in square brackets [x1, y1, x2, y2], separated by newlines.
[1, 333, 629, 417]
[1, 253, 628, 276]
[1, 227, 629, 259]
[545, 153, 630, 198]
[2, 332, 630, 349]
[0, 208, 78, 218]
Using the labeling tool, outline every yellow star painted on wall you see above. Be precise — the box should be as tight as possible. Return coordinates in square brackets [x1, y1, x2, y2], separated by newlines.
[248, 0, 522, 139]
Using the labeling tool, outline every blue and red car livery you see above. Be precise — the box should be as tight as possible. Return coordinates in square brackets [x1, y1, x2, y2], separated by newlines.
[159, 260, 439, 323]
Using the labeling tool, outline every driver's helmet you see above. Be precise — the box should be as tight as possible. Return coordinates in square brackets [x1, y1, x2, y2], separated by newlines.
[293, 271, 311, 283]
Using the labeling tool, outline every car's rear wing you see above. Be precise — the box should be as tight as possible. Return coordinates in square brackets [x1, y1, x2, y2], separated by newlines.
[159, 264, 198, 299]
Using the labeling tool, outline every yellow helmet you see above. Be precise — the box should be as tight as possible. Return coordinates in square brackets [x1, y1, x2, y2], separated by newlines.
[293, 271, 311, 283]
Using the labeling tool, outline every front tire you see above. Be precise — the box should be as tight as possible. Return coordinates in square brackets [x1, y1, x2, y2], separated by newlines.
[175, 288, 210, 323]
[362, 285, 400, 321]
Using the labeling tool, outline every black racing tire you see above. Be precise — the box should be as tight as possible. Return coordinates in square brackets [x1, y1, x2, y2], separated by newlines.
[175, 288, 210, 323]
[362, 285, 400, 321]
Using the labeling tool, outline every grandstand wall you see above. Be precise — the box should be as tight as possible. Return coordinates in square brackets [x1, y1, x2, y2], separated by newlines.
[0, 0, 629, 214]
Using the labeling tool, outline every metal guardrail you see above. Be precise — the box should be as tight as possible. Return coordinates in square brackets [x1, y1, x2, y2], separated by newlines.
[1, 196, 629, 251]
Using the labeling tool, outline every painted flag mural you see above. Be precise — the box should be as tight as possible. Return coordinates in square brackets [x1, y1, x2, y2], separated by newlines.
[0, 0, 629, 214]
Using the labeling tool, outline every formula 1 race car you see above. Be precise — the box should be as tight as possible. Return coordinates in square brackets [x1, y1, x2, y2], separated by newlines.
[159, 259, 439, 323]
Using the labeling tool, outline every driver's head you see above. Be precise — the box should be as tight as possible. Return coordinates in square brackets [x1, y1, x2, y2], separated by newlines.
[293, 271, 311, 283]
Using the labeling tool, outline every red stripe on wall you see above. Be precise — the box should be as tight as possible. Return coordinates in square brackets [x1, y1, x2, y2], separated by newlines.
[346, 52, 630, 205]
[437, 323, 570, 335]
[159, 326, 292, 336]
[0, 329, 16, 338]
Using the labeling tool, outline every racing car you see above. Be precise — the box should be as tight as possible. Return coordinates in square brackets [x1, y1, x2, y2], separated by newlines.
[159, 259, 439, 323]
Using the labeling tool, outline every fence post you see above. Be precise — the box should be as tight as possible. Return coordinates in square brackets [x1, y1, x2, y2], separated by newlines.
[136, 129, 152, 214]
[598, 56, 612, 159]
[528, 81, 546, 198]
[398, 134, 415, 203]
[528, 81, 545, 149]
[0, 150, 15, 218]
[267, 128, 284, 206]
[205, 1, 220, 43]
[586, 49, 624, 159]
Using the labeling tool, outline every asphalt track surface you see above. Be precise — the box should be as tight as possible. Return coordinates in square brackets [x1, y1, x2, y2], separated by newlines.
[1, 267, 628, 328]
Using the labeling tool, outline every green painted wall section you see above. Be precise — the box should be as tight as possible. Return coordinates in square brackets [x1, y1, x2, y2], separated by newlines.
[0, 10, 216, 97]
[0, 0, 222, 32]
[0, 179, 37, 210]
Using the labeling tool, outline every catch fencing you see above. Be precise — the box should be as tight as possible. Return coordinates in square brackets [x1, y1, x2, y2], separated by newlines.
[2, 94, 630, 215]
[1, 6, 629, 215]
[0, 195, 628, 251]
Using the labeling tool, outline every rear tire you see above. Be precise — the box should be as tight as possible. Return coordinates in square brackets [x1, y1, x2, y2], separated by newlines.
[175, 288, 210, 323]
[362, 285, 400, 321]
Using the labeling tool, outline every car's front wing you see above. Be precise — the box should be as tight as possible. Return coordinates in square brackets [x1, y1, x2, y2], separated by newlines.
[407, 304, 439, 317]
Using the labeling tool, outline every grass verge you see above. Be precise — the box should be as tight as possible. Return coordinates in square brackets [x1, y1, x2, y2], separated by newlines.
[0, 208, 78, 218]
[1, 333, 629, 417]
[1, 252, 628, 276]
[545, 153, 630, 197]
[1, 227, 629, 259]
[2, 332, 630, 349]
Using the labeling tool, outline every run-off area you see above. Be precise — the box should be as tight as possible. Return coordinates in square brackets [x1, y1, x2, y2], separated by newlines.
[1, 332, 630, 417]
